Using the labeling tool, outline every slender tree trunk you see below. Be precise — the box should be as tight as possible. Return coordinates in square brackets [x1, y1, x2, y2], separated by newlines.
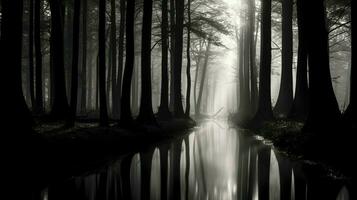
[237, 28, 245, 117]
[99, 0, 108, 126]
[173, 0, 185, 117]
[169, 0, 175, 112]
[1, 0, 32, 130]
[196, 39, 211, 117]
[290, 0, 309, 121]
[185, 0, 192, 117]
[49, 0, 70, 119]
[120, 0, 135, 124]
[273, 0, 294, 118]
[249, 0, 258, 113]
[302, 0, 341, 131]
[29, 0, 35, 110]
[80, 0, 87, 113]
[137, 0, 156, 124]
[343, 0, 355, 127]
[110, 0, 118, 118]
[115, 0, 125, 119]
[34, 0, 44, 114]
[68, 0, 80, 126]
[194, 40, 204, 111]
[253, 0, 273, 122]
[158, 0, 171, 119]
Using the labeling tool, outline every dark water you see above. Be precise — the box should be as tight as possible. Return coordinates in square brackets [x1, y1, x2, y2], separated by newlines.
[39, 121, 350, 200]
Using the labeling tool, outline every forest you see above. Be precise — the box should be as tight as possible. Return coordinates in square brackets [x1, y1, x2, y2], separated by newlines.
[0, 0, 355, 199]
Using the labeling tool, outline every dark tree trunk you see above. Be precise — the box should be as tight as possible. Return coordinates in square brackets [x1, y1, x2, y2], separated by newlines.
[99, 0, 108, 126]
[115, 0, 125, 119]
[185, 0, 192, 118]
[253, 0, 273, 122]
[302, 0, 341, 131]
[49, 0, 70, 119]
[344, 0, 356, 127]
[34, 0, 44, 114]
[274, 0, 294, 118]
[158, 0, 171, 119]
[1, 0, 32, 130]
[196, 39, 211, 117]
[290, 0, 309, 121]
[169, 0, 175, 112]
[110, 0, 117, 118]
[193, 40, 204, 112]
[29, 0, 35, 110]
[80, 0, 87, 113]
[237, 28, 247, 118]
[173, 0, 185, 117]
[137, 0, 156, 124]
[68, 0, 81, 126]
[120, 0, 135, 125]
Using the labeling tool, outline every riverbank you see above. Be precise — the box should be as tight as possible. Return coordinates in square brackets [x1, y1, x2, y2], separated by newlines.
[6, 117, 196, 194]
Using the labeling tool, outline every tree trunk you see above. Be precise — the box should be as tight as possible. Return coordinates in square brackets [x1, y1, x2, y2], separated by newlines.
[29, 0, 35, 110]
[173, 0, 185, 117]
[158, 0, 171, 119]
[193, 40, 204, 112]
[34, 0, 44, 114]
[249, 0, 258, 113]
[120, 0, 135, 125]
[49, 0, 70, 119]
[1, 0, 32, 130]
[273, 0, 294, 118]
[68, 0, 80, 126]
[290, 0, 309, 121]
[185, 0, 192, 118]
[169, 0, 175, 112]
[196, 39, 211, 117]
[253, 0, 273, 122]
[99, 0, 108, 126]
[343, 0, 355, 127]
[137, 0, 156, 124]
[110, 0, 118, 118]
[80, 0, 87, 113]
[302, 0, 341, 131]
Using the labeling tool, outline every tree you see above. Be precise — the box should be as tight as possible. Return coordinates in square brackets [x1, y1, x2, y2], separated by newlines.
[343, 0, 355, 128]
[80, 0, 87, 113]
[110, 0, 117, 118]
[157, 0, 172, 119]
[120, 0, 135, 125]
[274, 0, 294, 118]
[249, 0, 258, 113]
[98, 0, 108, 126]
[196, 38, 211, 116]
[169, 0, 175, 112]
[29, 0, 35, 110]
[301, 0, 341, 131]
[68, 0, 81, 126]
[1, 0, 32, 130]
[34, 0, 44, 114]
[173, 0, 185, 117]
[137, 0, 156, 124]
[290, 0, 309, 120]
[49, 0, 70, 119]
[253, 0, 274, 122]
[185, 0, 192, 118]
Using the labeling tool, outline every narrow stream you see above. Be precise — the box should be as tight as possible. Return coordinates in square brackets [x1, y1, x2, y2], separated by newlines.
[40, 121, 350, 200]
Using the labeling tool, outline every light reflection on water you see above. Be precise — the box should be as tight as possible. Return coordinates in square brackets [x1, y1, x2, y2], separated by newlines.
[40, 121, 350, 200]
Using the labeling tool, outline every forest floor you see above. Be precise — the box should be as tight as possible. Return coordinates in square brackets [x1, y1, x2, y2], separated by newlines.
[8, 117, 196, 191]
[231, 117, 356, 190]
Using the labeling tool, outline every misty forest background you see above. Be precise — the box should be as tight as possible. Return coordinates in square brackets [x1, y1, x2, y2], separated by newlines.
[0, 0, 355, 134]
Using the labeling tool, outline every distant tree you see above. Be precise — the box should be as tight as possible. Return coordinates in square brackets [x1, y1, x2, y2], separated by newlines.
[98, 0, 108, 126]
[80, 0, 87, 113]
[120, 0, 135, 125]
[290, 0, 309, 120]
[253, 0, 274, 122]
[68, 0, 81, 127]
[1, 0, 32, 130]
[137, 0, 157, 124]
[169, 0, 175, 112]
[157, 0, 172, 119]
[34, 0, 44, 114]
[301, 0, 341, 131]
[274, 0, 294, 118]
[110, 0, 117, 118]
[49, 0, 70, 119]
[29, 0, 35, 110]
